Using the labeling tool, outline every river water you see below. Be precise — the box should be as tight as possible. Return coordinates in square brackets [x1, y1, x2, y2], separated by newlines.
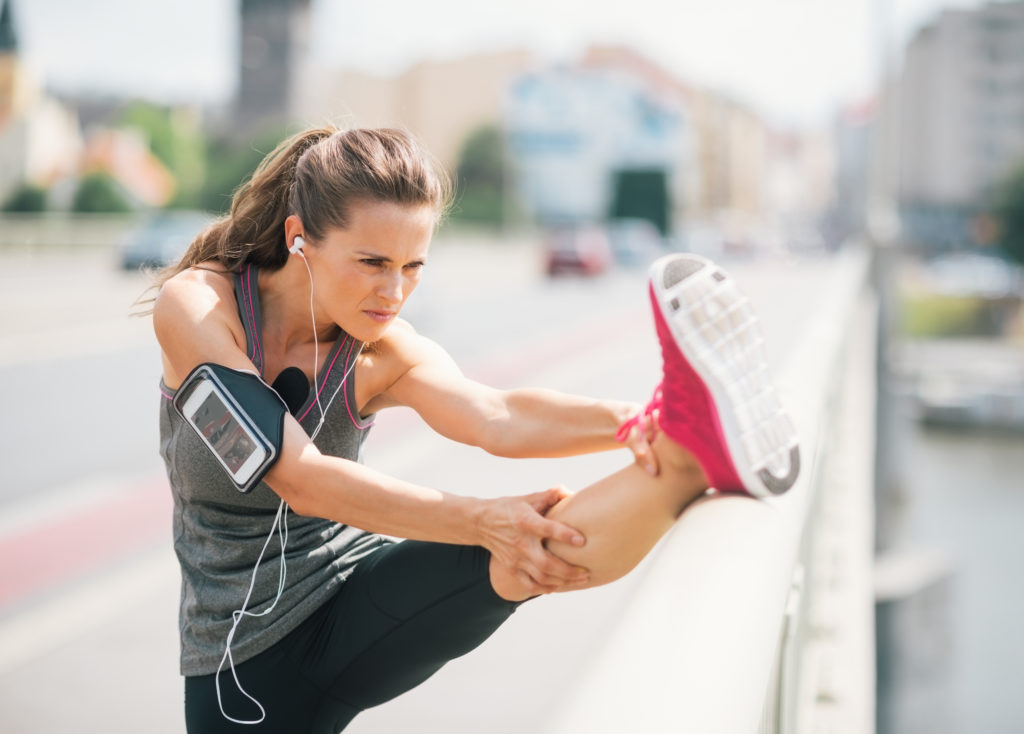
[878, 355, 1024, 733]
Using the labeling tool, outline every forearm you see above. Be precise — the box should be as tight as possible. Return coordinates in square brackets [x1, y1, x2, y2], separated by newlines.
[267, 445, 590, 596]
[485, 388, 636, 458]
[270, 448, 483, 545]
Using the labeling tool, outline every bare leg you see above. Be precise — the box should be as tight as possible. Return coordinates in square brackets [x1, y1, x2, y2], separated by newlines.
[489, 433, 710, 601]
[488, 253, 801, 601]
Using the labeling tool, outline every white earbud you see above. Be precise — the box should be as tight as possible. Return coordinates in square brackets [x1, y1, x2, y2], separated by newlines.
[289, 235, 306, 255]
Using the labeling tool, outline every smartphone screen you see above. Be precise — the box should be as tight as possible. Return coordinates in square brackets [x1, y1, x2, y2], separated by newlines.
[190, 389, 261, 475]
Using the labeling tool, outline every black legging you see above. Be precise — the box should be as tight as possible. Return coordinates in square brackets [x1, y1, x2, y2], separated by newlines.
[185, 541, 520, 733]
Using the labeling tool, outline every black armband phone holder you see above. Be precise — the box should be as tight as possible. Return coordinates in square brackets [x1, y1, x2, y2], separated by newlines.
[172, 363, 288, 493]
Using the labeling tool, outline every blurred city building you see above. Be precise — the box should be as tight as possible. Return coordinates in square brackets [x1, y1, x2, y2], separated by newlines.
[832, 97, 876, 242]
[576, 46, 771, 244]
[298, 48, 538, 173]
[0, 0, 81, 204]
[583, 46, 841, 251]
[0, 0, 18, 123]
[502, 45, 836, 252]
[764, 128, 836, 251]
[234, 0, 311, 134]
[297, 39, 838, 248]
[897, 0, 1024, 250]
[576, 46, 703, 226]
[0, 0, 848, 248]
[503, 60, 688, 233]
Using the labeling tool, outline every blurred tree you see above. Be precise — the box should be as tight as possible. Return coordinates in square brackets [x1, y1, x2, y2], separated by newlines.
[199, 128, 290, 215]
[72, 172, 132, 213]
[2, 184, 48, 212]
[451, 124, 506, 226]
[993, 160, 1024, 265]
[120, 102, 206, 209]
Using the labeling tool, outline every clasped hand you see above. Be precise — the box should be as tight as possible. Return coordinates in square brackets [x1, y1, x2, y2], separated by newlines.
[478, 487, 589, 596]
[480, 402, 661, 595]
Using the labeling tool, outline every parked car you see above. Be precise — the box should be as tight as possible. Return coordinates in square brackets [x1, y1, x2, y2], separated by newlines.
[119, 211, 214, 271]
[605, 218, 665, 267]
[542, 223, 613, 277]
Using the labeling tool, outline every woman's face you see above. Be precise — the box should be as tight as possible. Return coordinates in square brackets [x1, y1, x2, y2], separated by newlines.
[305, 200, 435, 342]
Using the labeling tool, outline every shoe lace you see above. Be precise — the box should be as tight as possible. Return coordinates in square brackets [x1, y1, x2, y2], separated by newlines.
[615, 384, 663, 443]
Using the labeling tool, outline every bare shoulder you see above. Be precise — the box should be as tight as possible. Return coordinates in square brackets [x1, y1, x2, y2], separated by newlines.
[154, 263, 235, 317]
[372, 318, 457, 371]
[358, 318, 462, 412]
[153, 263, 250, 386]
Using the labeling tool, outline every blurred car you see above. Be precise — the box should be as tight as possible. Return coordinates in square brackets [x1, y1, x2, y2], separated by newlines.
[605, 218, 665, 267]
[542, 223, 613, 277]
[119, 210, 214, 271]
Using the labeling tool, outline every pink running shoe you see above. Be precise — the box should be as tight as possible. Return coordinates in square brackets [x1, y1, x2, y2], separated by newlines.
[626, 253, 800, 497]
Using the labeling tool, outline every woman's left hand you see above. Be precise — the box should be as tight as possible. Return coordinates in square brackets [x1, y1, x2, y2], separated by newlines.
[477, 488, 590, 595]
[617, 401, 660, 476]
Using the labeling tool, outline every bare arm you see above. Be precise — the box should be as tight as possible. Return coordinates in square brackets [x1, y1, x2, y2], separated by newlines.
[153, 270, 589, 593]
[377, 324, 658, 472]
[268, 418, 584, 561]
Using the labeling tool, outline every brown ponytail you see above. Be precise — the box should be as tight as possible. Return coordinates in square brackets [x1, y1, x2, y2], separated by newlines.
[142, 126, 452, 303]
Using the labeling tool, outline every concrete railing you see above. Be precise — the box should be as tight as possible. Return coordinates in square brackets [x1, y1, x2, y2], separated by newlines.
[545, 244, 877, 733]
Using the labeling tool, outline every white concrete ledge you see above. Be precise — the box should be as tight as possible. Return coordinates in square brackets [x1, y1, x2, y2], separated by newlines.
[545, 245, 874, 734]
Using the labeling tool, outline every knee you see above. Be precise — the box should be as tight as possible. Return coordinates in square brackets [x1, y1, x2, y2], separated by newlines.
[488, 555, 535, 602]
[543, 490, 675, 590]
[543, 499, 636, 589]
[543, 535, 637, 590]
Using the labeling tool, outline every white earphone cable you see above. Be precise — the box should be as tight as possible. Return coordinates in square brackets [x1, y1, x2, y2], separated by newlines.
[297, 246, 362, 441]
[217, 243, 361, 725]
[215, 499, 289, 724]
[296, 249, 328, 438]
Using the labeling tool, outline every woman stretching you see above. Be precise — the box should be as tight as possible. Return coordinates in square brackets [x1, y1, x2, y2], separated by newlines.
[150, 126, 800, 733]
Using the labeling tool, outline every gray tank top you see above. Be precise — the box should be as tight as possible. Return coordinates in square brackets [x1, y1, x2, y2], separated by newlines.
[158, 263, 385, 676]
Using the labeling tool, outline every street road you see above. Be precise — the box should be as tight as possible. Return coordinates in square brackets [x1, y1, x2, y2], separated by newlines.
[0, 237, 837, 732]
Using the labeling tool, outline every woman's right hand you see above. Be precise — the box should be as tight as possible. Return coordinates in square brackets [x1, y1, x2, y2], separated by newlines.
[476, 486, 590, 595]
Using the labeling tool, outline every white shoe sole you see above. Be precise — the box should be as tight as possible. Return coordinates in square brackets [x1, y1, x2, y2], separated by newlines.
[650, 254, 800, 496]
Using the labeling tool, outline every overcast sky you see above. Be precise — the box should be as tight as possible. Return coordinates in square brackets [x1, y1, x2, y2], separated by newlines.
[11, 0, 990, 128]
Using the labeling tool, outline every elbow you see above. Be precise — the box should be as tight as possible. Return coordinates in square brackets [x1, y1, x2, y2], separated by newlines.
[478, 417, 553, 459]
[263, 458, 317, 517]
[477, 420, 525, 459]
[281, 484, 316, 517]
[487, 442, 530, 459]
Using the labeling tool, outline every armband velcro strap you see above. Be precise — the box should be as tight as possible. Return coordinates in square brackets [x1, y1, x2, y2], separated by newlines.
[173, 363, 288, 493]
